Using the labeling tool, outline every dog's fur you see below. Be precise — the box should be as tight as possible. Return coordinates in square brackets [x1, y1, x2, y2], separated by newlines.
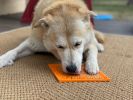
[0, 0, 105, 74]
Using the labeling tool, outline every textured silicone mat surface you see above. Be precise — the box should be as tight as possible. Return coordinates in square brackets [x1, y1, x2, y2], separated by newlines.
[48, 64, 110, 83]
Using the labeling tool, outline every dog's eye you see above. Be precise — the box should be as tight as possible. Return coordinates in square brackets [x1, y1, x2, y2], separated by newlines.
[41, 22, 49, 28]
[44, 23, 49, 28]
[74, 41, 82, 47]
[57, 45, 65, 49]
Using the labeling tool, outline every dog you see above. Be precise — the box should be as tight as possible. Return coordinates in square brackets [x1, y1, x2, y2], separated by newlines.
[0, 0, 105, 74]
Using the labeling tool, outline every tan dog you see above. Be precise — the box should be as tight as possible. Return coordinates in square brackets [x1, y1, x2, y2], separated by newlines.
[0, 0, 104, 74]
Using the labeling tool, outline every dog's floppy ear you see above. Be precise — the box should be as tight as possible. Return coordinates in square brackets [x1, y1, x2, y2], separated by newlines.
[33, 14, 53, 28]
[78, 8, 97, 16]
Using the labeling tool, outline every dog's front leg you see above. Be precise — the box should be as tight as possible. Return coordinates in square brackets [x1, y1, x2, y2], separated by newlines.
[85, 44, 99, 74]
[0, 38, 34, 68]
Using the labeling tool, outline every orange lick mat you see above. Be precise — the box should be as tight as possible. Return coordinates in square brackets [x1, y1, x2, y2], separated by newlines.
[48, 64, 110, 83]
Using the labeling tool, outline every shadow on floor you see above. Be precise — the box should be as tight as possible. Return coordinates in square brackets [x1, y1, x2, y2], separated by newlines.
[95, 20, 133, 35]
[0, 13, 29, 32]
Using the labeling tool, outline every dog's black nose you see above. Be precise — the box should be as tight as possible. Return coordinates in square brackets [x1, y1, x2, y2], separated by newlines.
[66, 64, 77, 73]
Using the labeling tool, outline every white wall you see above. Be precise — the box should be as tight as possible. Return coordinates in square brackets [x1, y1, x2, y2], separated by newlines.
[0, 0, 27, 15]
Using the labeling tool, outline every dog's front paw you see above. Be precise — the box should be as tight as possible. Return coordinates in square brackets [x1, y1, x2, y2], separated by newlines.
[0, 51, 16, 68]
[0, 57, 14, 68]
[97, 43, 104, 52]
[85, 61, 99, 75]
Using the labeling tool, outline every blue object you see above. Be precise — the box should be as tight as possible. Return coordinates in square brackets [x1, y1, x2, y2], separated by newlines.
[94, 14, 113, 20]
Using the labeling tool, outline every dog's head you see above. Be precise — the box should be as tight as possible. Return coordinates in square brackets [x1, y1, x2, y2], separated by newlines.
[33, 4, 96, 74]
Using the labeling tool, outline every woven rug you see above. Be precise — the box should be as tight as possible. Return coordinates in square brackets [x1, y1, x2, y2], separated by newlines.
[0, 27, 133, 100]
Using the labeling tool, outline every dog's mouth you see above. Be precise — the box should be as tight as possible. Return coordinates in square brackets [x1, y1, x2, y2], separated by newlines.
[61, 65, 81, 75]
[67, 71, 81, 75]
